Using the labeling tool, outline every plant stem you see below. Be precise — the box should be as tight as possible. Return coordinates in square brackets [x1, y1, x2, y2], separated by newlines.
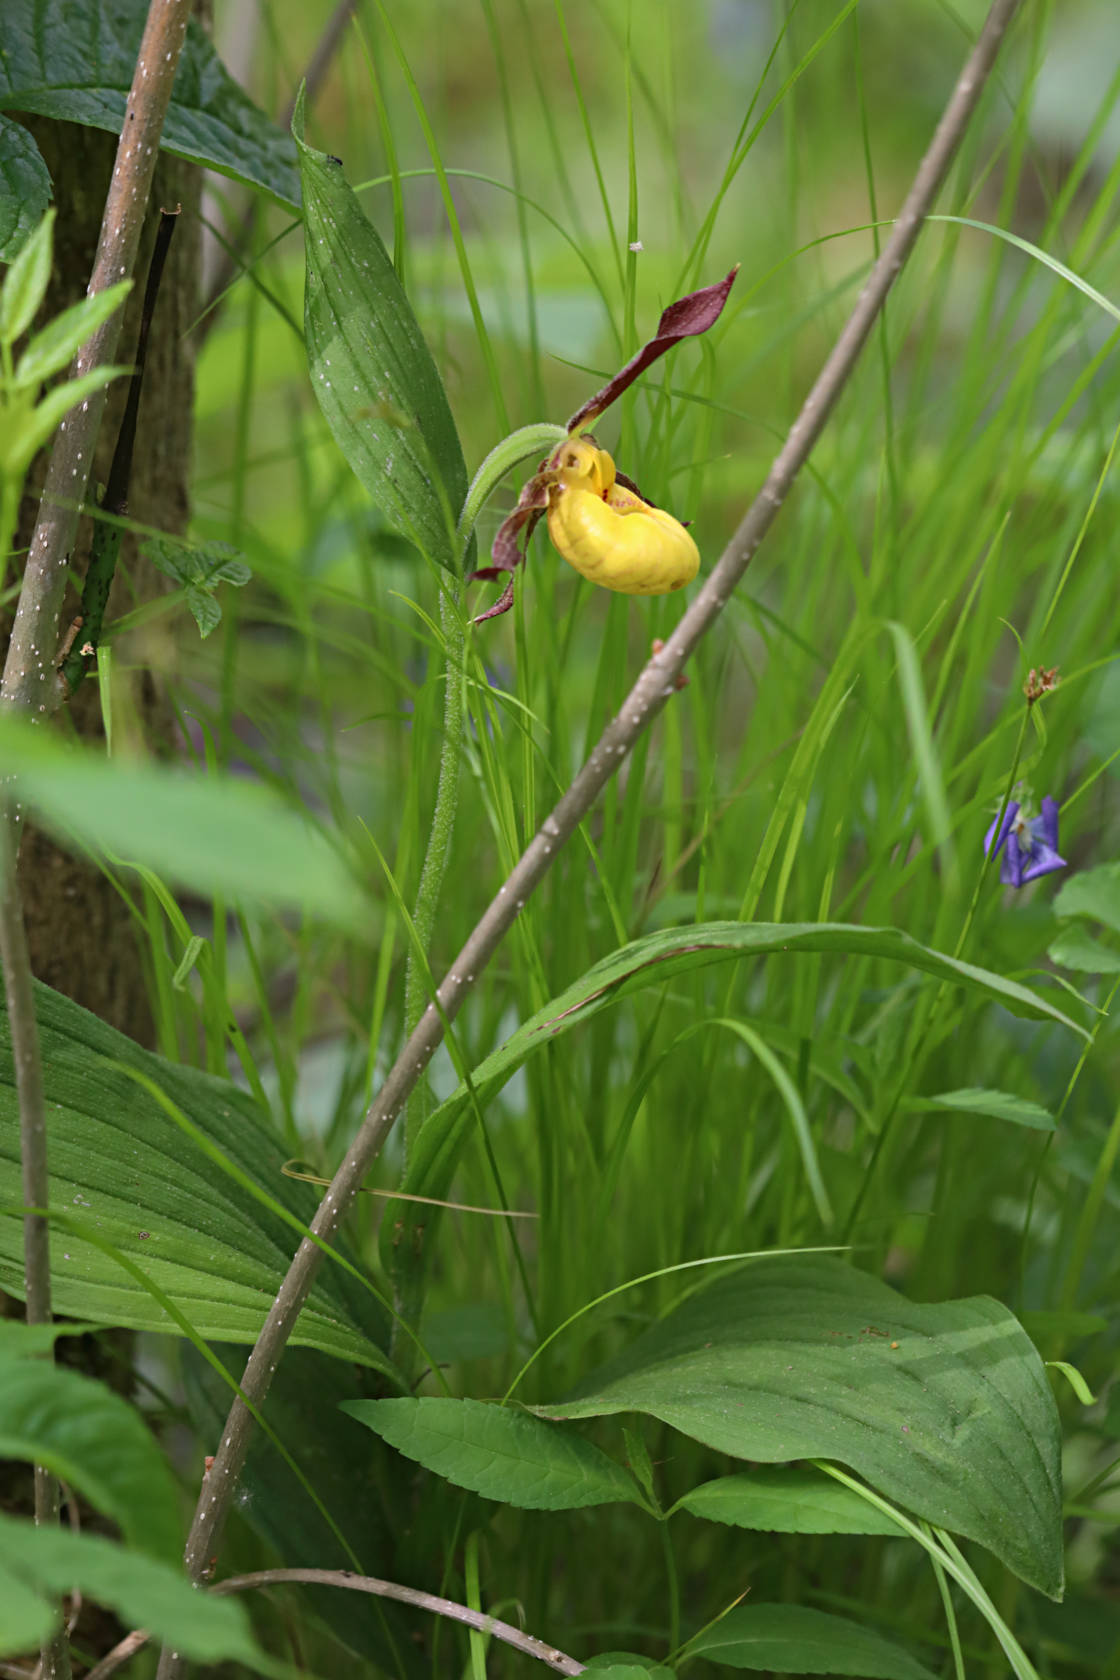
[0, 0, 194, 719]
[402, 583, 464, 1161]
[158, 3, 1024, 1664]
[60, 208, 179, 696]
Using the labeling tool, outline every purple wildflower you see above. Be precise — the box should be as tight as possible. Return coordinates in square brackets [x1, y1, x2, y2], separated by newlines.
[984, 795, 1066, 888]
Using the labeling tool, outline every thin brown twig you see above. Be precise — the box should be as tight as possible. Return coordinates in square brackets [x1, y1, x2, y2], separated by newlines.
[0, 0, 194, 720]
[90, 1569, 585, 1679]
[157, 2, 1023, 1670]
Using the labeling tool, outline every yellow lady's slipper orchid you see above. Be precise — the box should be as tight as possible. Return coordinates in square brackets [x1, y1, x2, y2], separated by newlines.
[469, 268, 736, 623]
[545, 437, 699, 596]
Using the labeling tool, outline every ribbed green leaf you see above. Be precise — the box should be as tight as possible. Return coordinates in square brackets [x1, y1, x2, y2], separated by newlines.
[688, 1604, 938, 1678]
[0, 115, 50, 261]
[295, 88, 468, 572]
[0, 0, 299, 206]
[537, 1255, 1063, 1598]
[344, 1397, 642, 1512]
[0, 980, 395, 1376]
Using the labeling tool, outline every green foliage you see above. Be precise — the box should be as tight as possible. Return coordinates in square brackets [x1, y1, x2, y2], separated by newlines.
[0, 117, 51, 260]
[686, 1604, 939, 1678]
[540, 1255, 1063, 1598]
[0, 979, 395, 1373]
[0, 208, 129, 564]
[0, 713, 369, 929]
[3, 1, 1119, 1675]
[295, 86, 468, 572]
[144, 535, 252, 638]
[0, 1345, 180, 1559]
[1049, 863, 1120, 970]
[674, 1466, 906, 1536]
[0, 0, 299, 206]
[344, 1396, 645, 1511]
[0, 1516, 262, 1664]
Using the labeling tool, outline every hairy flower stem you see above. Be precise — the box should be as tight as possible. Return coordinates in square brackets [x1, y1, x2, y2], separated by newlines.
[158, 3, 1023, 1664]
[0, 0, 193, 718]
[402, 586, 464, 1154]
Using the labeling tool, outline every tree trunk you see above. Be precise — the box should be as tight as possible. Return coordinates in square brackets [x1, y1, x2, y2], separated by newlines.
[6, 116, 200, 1047]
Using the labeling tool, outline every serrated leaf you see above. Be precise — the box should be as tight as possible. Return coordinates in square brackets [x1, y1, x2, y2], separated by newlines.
[14, 279, 131, 386]
[0, 713, 369, 931]
[908, 1087, 1054, 1131]
[1049, 923, 1120, 973]
[678, 1467, 905, 1536]
[537, 1255, 1063, 1598]
[343, 1397, 643, 1512]
[185, 583, 222, 638]
[143, 535, 192, 583]
[1, 0, 299, 207]
[294, 88, 468, 573]
[0, 1516, 261, 1664]
[1052, 863, 1120, 933]
[0, 115, 51, 261]
[0, 205, 53, 342]
[0, 1351, 180, 1560]
[0, 978, 396, 1376]
[687, 1604, 938, 1678]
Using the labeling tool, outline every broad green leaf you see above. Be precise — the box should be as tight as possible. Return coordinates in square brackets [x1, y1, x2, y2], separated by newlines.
[908, 1087, 1054, 1132]
[0, 1320, 96, 1355]
[0, 1556, 52, 1654]
[1048, 924, 1120, 974]
[0, 115, 50, 261]
[183, 1346, 426, 1678]
[0, 979, 395, 1375]
[0, 714, 369, 931]
[585, 1665, 674, 1679]
[295, 88, 468, 573]
[14, 280, 131, 387]
[343, 1397, 643, 1512]
[384, 920, 1085, 1298]
[0, 0, 299, 207]
[687, 1604, 938, 1678]
[0, 1515, 261, 1664]
[1020, 1310, 1106, 1344]
[676, 1467, 904, 1536]
[1052, 863, 1120, 932]
[0, 1351, 180, 1560]
[0, 205, 52, 343]
[536, 1255, 1063, 1598]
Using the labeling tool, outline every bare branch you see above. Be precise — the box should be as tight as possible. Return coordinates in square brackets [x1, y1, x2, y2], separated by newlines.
[0, 0, 194, 719]
[158, 2, 1023, 1669]
[94, 1569, 585, 1678]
